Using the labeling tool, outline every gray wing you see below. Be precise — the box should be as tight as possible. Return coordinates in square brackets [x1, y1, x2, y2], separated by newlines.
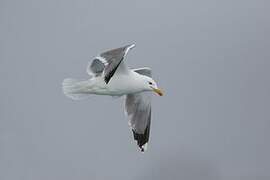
[86, 58, 106, 76]
[132, 67, 152, 77]
[125, 67, 152, 152]
[86, 44, 135, 83]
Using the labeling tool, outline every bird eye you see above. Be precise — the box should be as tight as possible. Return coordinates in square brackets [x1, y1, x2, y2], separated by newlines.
[148, 82, 153, 85]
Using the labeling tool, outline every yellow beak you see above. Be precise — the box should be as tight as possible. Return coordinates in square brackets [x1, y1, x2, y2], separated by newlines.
[152, 88, 164, 96]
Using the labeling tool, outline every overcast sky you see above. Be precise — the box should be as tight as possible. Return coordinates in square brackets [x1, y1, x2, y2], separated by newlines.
[1, 0, 270, 180]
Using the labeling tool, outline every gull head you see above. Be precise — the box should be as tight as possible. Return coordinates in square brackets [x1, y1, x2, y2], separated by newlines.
[141, 76, 163, 96]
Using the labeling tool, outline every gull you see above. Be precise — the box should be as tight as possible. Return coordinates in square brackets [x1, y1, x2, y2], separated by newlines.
[62, 44, 163, 152]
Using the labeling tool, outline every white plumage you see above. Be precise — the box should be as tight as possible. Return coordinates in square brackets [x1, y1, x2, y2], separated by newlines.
[62, 44, 163, 152]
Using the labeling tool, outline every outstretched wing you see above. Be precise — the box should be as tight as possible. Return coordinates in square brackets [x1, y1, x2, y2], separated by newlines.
[125, 67, 152, 152]
[86, 44, 135, 84]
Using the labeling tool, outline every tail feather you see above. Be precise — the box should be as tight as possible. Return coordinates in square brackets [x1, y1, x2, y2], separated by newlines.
[62, 78, 91, 100]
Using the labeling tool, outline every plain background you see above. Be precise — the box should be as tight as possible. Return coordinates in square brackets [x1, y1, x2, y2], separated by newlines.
[1, 0, 270, 179]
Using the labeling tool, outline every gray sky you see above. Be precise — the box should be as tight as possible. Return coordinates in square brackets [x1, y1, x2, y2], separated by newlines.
[1, 0, 270, 179]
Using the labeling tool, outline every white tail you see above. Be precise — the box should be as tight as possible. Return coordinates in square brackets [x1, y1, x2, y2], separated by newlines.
[62, 78, 92, 100]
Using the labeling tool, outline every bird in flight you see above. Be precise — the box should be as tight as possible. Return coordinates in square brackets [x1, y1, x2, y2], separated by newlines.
[62, 44, 163, 152]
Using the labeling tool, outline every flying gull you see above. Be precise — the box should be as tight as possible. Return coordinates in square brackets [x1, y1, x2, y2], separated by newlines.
[62, 44, 163, 152]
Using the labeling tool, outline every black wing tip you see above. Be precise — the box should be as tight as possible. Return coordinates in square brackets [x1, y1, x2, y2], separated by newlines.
[139, 146, 145, 152]
[132, 124, 150, 152]
[132, 129, 149, 147]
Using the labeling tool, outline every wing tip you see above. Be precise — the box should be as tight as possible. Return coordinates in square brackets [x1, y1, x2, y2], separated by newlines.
[124, 43, 136, 55]
[132, 125, 150, 153]
[139, 143, 148, 153]
[128, 43, 136, 49]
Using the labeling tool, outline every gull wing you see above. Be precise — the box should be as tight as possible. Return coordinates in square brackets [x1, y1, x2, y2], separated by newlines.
[125, 67, 152, 152]
[86, 44, 135, 83]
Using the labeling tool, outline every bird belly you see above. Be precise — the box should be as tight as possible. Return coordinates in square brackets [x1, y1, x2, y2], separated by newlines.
[88, 73, 143, 96]
[105, 74, 142, 95]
